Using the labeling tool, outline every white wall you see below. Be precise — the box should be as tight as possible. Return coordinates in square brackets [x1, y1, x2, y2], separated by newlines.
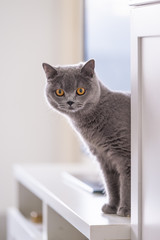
[0, 0, 83, 239]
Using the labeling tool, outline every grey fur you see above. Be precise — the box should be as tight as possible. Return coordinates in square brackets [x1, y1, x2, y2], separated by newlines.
[43, 59, 131, 217]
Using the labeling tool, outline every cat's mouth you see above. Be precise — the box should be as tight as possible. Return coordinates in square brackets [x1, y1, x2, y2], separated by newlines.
[67, 105, 82, 113]
[68, 106, 74, 110]
[68, 106, 77, 112]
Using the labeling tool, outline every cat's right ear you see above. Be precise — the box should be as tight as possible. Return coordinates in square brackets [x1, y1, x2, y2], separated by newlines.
[42, 63, 58, 80]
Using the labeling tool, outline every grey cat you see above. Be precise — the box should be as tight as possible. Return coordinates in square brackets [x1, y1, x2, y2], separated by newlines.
[42, 59, 131, 217]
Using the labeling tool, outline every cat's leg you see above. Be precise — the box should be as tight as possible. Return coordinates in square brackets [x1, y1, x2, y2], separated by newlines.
[117, 165, 130, 217]
[101, 169, 120, 214]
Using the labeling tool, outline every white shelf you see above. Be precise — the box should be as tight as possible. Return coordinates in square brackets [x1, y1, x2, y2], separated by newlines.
[9, 163, 130, 240]
[129, 0, 160, 6]
[7, 208, 43, 240]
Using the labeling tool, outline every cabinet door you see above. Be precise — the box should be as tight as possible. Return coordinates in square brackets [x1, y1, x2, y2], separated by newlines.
[131, 3, 160, 240]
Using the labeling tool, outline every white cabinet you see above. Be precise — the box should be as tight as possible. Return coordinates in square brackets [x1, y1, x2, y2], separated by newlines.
[7, 164, 130, 240]
[130, 1, 160, 240]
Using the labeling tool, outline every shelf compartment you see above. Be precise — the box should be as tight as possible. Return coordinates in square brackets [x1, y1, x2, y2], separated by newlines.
[18, 182, 42, 221]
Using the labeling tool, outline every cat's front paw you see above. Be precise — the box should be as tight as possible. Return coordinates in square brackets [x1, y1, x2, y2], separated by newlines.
[102, 204, 117, 214]
[117, 206, 130, 217]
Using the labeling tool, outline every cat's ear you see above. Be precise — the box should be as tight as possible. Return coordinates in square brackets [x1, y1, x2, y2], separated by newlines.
[42, 63, 58, 80]
[81, 59, 95, 77]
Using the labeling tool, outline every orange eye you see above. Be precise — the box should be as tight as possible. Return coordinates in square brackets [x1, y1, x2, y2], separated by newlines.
[56, 89, 64, 96]
[76, 87, 85, 95]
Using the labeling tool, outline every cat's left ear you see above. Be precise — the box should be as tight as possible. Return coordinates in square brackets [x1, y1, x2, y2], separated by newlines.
[42, 63, 58, 80]
[81, 59, 95, 78]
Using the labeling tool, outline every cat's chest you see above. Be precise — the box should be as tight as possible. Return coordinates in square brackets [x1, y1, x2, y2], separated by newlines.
[72, 112, 129, 158]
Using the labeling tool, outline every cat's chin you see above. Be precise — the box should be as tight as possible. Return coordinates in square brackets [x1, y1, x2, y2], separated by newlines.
[58, 106, 82, 114]
[66, 107, 81, 113]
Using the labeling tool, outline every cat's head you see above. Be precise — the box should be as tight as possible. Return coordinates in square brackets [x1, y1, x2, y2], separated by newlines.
[42, 59, 101, 114]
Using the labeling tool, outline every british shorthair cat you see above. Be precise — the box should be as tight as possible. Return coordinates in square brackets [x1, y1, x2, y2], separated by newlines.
[43, 59, 130, 217]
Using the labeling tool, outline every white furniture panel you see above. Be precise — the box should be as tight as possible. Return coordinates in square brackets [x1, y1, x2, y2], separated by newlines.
[131, 2, 160, 240]
[141, 37, 160, 240]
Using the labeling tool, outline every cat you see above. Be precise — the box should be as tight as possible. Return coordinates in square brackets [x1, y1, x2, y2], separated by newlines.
[42, 59, 131, 217]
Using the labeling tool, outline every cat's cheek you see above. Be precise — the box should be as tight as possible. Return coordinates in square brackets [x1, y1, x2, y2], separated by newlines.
[45, 93, 58, 110]
[47, 99, 56, 109]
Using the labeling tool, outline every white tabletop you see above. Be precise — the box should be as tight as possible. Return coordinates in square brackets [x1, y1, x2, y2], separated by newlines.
[14, 163, 130, 239]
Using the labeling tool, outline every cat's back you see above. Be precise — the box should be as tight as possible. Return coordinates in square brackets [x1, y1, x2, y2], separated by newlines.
[99, 86, 130, 123]
[90, 87, 131, 157]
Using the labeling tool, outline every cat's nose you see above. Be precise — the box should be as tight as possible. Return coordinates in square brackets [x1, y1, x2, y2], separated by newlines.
[67, 101, 74, 106]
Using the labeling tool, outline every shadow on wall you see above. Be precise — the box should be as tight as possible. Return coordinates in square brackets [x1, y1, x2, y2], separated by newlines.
[0, 214, 6, 240]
